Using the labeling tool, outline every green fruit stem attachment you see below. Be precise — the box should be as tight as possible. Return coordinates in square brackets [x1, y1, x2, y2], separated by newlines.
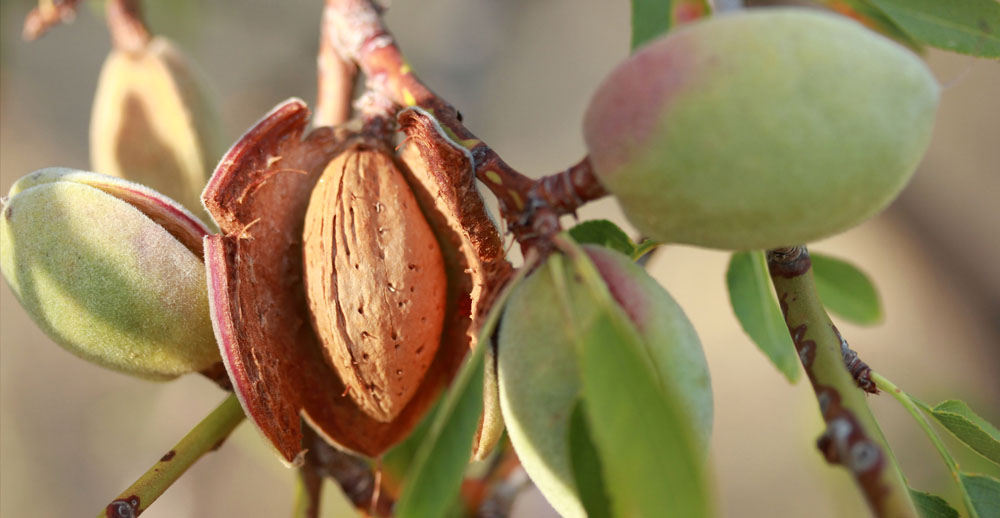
[322, 0, 607, 252]
[96, 394, 245, 518]
[767, 246, 917, 518]
[871, 373, 980, 518]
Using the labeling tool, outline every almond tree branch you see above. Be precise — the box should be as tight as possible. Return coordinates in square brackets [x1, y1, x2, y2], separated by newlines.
[533, 156, 608, 217]
[767, 246, 917, 518]
[97, 394, 245, 518]
[23, 0, 152, 52]
[315, 1, 359, 128]
[301, 424, 394, 517]
[291, 440, 324, 518]
[322, 0, 607, 251]
[106, 0, 151, 52]
[22, 0, 82, 40]
[321, 0, 530, 217]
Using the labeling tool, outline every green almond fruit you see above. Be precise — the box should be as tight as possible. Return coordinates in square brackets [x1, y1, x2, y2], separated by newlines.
[91, 36, 222, 216]
[583, 8, 939, 250]
[497, 245, 712, 518]
[0, 168, 219, 380]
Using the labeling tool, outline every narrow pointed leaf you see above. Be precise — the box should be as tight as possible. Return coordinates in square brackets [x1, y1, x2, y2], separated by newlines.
[568, 220, 635, 257]
[726, 251, 800, 382]
[568, 401, 612, 518]
[563, 250, 711, 518]
[575, 310, 711, 518]
[395, 269, 528, 518]
[960, 473, 1000, 518]
[381, 397, 443, 486]
[811, 252, 883, 326]
[814, 0, 922, 49]
[909, 488, 959, 518]
[923, 399, 1000, 466]
[866, 0, 1000, 57]
[393, 339, 484, 518]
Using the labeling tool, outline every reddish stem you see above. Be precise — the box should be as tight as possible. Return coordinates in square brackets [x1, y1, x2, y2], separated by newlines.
[315, 0, 359, 127]
[533, 156, 608, 216]
[106, 0, 151, 52]
[295, 463, 323, 518]
[22, 0, 82, 40]
[323, 0, 607, 251]
[301, 425, 394, 517]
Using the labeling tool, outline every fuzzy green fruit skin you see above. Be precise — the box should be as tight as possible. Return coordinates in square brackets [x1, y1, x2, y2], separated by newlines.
[0, 171, 219, 380]
[497, 245, 712, 518]
[583, 9, 939, 250]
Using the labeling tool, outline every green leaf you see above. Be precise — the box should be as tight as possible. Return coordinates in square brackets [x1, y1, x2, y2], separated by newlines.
[568, 220, 635, 257]
[568, 401, 612, 518]
[393, 342, 483, 518]
[811, 252, 883, 326]
[726, 251, 801, 382]
[381, 396, 442, 484]
[632, 239, 661, 262]
[925, 400, 1000, 466]
[395, 269, 529, 518]
[814, 0, 923, 49]
[630, 0, 711, 50]
[561, 250, 711, 518]
[960, 473, 1000, 518]
[866, 0, 1000, 57]
[574, 310, 711, 518]
[909, 488, 960, 518]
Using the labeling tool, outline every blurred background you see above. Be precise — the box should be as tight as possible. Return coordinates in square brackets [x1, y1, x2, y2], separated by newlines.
[1, 1, 997, 516]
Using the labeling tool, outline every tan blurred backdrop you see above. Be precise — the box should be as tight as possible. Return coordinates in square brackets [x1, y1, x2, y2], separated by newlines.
[1, 1, 998, 517]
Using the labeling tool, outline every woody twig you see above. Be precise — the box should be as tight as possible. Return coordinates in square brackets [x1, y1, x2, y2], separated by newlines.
[767, 246, 916, 518]
[322, 0, 607, 252]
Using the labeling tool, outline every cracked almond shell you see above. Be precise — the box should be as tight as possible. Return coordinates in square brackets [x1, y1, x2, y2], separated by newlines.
[202, 99, 510, 462]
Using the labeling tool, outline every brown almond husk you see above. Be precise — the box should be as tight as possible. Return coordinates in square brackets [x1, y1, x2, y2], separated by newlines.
[395, 108, 511, 332]
[396, 107, 514, 457]
[202, 99, 510, 462]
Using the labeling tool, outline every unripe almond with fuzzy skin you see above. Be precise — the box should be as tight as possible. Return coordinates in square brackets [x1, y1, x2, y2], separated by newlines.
[303, 144, 448, 423]
[498, 245, 712, 518]
[584, 8, 939, 250]
[0, 168, 219, 380]
[91, 37, 221, 216]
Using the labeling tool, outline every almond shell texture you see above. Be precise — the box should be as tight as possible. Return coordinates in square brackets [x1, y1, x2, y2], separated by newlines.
[303, 146, 447, 423]
[202, 99, 510, 462]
